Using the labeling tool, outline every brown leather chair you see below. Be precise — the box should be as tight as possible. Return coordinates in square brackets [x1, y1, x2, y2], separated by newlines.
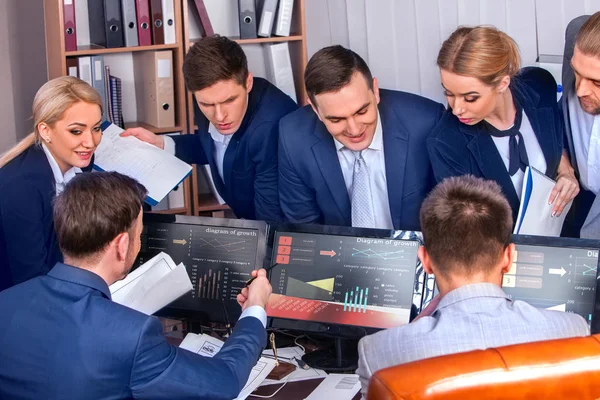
[368, 334, 600, 400]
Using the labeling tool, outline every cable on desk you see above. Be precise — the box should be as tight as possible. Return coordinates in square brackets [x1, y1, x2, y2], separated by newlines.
[248, 381, 288, 398]
[293, 335, 306, 354]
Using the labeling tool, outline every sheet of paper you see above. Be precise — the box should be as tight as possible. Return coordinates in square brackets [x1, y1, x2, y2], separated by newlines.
[260, 346, 327, 385]
[109, 252, 192, 315]
[514, 167, 572, 237]
[304, 374, 361, 400]
[179, 333, 277, 399]
[94, 123, 192, 205]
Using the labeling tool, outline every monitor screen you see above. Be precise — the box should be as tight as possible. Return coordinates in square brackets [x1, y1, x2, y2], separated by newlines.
[266, 230, 422, 329]
[135, 214, 267, 322]
[504, 236, 600, 327]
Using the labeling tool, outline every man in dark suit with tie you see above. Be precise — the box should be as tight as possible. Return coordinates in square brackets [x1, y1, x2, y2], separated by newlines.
[124, 36, 298, 222]
[0, 172, 272, 400]
[278, 45, 444, 230]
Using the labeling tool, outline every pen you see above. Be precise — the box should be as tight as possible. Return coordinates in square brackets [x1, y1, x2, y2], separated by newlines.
[245, 263, 279, 287]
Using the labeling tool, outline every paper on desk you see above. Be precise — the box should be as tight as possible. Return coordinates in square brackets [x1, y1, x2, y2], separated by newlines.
[109, 252, 192, 315]
[514, 166, 572, 237]
[261, 346, 327, 385]
[94, 122, 192, 206]
[305, 374, 361, 400]
[179, 333, 277, 400]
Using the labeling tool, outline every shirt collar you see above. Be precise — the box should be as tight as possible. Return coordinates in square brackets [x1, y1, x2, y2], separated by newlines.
[334, 109, 383, 152]
[436, 282, 509, 311]
[209, 123, 234, 145]
[41, 143, 82, 193]
[47, 262, 112, 300]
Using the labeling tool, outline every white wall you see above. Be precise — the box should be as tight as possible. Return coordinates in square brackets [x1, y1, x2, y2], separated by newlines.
[305, 0, 600, 104]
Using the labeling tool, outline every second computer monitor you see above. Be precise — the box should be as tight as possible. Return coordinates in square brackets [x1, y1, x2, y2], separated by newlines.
[266, 225, 423, 330]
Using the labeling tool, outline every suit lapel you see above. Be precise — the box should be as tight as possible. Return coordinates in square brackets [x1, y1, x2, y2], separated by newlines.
[312, 124, 351, 223]
[380, 106, 408, 229]
[465, 131, 521, 215]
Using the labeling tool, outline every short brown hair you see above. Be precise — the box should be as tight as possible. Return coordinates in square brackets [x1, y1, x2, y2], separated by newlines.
[437, 26, 521, 86]
[576, 12, 600, 58]
[304, 45, 373, 105]
[420, 175, 512, 277]
[182, 36, 248, 92]
[53, 172, 147, 259]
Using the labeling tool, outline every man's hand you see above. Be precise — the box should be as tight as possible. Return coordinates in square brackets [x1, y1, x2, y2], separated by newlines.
[237, 269, 272, 311]
[120, 126, 165, 150]
[549, 152, 580, 217]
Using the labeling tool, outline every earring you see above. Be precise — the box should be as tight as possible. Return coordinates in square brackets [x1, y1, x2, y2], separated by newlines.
[43, 137, 51, 143]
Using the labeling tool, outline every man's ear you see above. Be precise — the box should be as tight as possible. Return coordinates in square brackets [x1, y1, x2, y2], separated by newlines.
[501, 243, 516, 274]
[419, 246, 434, 275]
[307, 97, 323, 122]
[246, 72, 254, 94]
[114, 232, 130, 262]
[372, 77, 380, 105]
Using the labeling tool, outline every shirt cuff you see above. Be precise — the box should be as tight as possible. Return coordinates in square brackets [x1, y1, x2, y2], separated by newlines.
[163, 135, 176, 155]
[239, 305, 267, 328]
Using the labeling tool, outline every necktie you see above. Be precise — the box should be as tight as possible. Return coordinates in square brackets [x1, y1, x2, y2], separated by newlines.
[485, 101, 529, 176]
[351, 151, 375, 228]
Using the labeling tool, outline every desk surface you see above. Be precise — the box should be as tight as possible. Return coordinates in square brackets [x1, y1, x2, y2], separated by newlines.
[252, 378, 362, 400]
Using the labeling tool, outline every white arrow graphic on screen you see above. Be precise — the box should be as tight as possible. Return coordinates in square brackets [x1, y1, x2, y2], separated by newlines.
[549, 267, 566, 277]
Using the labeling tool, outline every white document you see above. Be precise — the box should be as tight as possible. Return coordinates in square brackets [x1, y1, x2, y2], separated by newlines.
[179, 333, 277, 399]
[305, 374, 361, 400]
[110, 252, 192, 315]
[265, 42, 297, 103]
[514, 166, 573, 237]
[94, 123, 192, 205]
[261, 346, 327, 385]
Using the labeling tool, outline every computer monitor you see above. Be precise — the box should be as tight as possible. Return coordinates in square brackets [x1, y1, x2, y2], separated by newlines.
[508, 235, 600, 331]
[264, 224, 424, 331]
[430, 235, 600, 332]
[135, 214, 267, 322]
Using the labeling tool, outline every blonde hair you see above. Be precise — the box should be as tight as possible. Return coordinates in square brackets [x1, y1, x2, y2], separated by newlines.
[0, 76, 102, 168]
[576, 12, 600, 58]
[437, 26, 521, 86]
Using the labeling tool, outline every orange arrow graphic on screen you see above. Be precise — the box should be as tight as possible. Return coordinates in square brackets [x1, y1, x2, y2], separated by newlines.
[319, 250, 337, 257]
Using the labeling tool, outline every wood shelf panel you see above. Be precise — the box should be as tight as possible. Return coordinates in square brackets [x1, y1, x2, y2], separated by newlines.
[66, 43, 179, 56]
[124, 121, 183, 134]
[196, 193, 229, 212]
[188, 35, 303, 48]
[149, 207, 189, 215]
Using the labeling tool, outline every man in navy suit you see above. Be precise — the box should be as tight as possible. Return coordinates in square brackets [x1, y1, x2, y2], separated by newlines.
[124, 36, 298, 222]
[0, 172, 272, 400]
[279, 45, 444, 230]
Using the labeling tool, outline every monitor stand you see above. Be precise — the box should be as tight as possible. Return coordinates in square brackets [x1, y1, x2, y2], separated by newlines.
[302, 337, 358, 373]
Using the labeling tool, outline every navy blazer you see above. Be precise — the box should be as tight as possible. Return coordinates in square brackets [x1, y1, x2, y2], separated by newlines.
[278, 90, 445, 231]
[0, 263, 267, 399]
[427, 67, 564, 222]
[0, 145, 62, 291]
[172, 77, 298, 222]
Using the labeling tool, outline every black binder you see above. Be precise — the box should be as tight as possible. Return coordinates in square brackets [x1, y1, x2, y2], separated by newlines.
[88, 0, 107, 47]
[238, 0, 257, 39]
[104, 0, 125, 48]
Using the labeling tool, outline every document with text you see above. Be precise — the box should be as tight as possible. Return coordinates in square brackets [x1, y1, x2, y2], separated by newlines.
[109, 252, 192, 315]
[94, 122, 192, 205]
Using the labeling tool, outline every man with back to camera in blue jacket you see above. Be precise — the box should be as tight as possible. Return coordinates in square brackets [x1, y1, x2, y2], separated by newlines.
[278, 45, 445, 231]
[0, 171, 272, 400]
[123, 36, 298, 222]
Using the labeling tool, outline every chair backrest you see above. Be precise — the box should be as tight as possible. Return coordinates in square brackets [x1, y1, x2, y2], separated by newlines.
[368, 334, 600, 400]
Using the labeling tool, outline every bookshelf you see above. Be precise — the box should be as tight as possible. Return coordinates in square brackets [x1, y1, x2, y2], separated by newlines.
[43, 0, 192, 215]
[182, 0, 308, 216]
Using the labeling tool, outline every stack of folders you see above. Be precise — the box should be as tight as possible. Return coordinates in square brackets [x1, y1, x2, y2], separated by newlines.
[65, 0, 177, 52]
[239, 0, 295, 39]
[109, 75, 124, 128]
[265, 42, 297, 103]
[109, 252, 192, 315]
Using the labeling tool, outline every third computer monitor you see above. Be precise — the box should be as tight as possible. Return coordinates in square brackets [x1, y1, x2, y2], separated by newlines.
[265, 225, 424, 330]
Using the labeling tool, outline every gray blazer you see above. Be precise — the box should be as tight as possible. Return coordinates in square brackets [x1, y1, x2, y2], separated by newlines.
[356, 283, 589, 397]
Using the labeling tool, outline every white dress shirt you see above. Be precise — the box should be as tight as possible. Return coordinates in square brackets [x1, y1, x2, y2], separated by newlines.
[490, 110, 547, 198]
[568, 90, 600, 195]
[238, 305, 267, 327]
[41, 143, 81, 195]
[334, 110, 393, 229]
[163, 125, 233, 181]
